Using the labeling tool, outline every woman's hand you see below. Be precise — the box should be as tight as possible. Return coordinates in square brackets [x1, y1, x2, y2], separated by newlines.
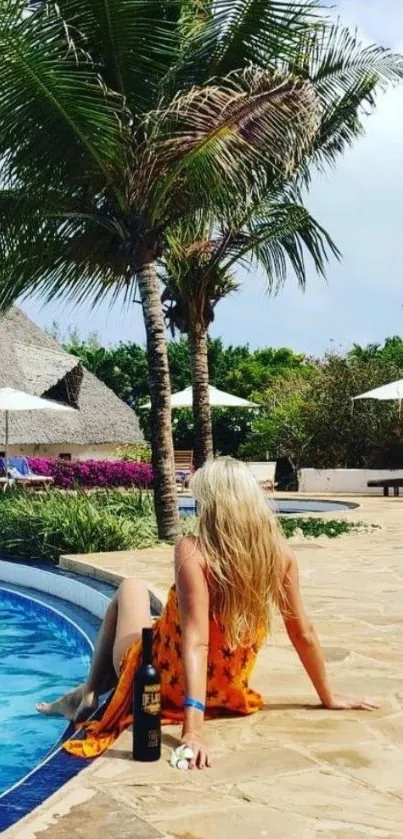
[323, 694, 379, 711]
[181, 731, 211, 770]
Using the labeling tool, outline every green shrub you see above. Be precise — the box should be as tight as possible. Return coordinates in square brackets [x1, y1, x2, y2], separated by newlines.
[0, 488, 157, 563]
[181, 514, 363, 540]
[279, 517, 361, 539]
[115, 443, 152, 463]
[0, 488, 364, 566]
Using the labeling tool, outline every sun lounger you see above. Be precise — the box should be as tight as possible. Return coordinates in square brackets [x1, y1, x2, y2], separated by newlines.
[0, 457, 54, 488]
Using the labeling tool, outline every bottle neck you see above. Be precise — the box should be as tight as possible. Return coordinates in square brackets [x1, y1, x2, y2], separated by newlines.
[142, 627, 153, 665]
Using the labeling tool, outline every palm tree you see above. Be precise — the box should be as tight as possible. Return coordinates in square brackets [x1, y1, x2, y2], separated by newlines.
[161, 22, 403, 468]
[162, 193, 339, 467]
[0, 0, 330, 539]
[0, 3, 402, 533]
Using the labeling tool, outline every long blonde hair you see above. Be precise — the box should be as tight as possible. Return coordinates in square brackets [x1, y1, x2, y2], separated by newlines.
[190, 457, 286, 647]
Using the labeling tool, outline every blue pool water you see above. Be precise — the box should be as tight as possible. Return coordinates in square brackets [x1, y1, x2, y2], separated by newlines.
[179, 497, 357, 517]
[0, 587, 91, 796]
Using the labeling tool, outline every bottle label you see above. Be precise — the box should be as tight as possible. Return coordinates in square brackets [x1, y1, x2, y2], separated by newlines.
[148, 729, 160, 749]
[142, 684, 161, 716]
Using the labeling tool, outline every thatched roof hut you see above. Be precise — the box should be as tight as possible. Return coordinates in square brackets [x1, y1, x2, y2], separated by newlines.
[0, 308, 143, 453]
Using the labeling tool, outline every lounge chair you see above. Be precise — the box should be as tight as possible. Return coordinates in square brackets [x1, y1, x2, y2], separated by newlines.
[0, 457, 54, 488]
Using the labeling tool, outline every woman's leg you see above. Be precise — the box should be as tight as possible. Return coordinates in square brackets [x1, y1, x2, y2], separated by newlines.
[112, 577, 152, 673]
[36, 578, 151, 720]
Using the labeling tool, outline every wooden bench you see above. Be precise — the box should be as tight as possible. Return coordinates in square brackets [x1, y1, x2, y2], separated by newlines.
[367, 479, 403, 497]
[174, 450, 194, 489]
[174, 450, 193, 470]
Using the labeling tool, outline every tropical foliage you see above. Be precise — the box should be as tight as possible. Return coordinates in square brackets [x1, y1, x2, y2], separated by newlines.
[65, 333, 403, 475]
[0, 487, 360, 565]
[0, 0, 329, 539]
[240, 348, 403, 473]
[159, 20, 403, 465]
[1, 1, 402, 536]
[161, 192, 338, 466]
[28, 458, 153, 489]
[0, 489, 157, 563]
[279, 517, 363, 540]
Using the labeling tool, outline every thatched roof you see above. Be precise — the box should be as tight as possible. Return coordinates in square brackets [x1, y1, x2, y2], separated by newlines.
[0, 308, 143, 447]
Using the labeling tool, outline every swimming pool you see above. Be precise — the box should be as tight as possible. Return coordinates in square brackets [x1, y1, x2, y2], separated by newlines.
[178, 497, 357, 517]
[0, 564, 109, 833]
[0, 586, 92, 796]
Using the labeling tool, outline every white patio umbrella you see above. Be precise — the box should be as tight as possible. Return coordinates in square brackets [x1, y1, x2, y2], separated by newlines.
[0, 388, 75, 464]
[353, 379, 403, 402]
[143, 385, 259, 410]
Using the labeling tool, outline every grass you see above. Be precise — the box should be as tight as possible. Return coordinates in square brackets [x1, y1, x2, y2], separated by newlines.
[0, 488, 365, 564]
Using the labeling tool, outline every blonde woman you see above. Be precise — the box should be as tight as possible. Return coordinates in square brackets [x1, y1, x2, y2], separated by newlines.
[37, 457, 378, 767]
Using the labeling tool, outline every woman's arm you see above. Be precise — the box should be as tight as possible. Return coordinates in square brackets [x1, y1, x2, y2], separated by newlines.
[175, 536, 211, 768]
[280, 553, 378, 711]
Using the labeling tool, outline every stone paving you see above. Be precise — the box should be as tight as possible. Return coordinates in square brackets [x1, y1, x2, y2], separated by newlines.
[5, 496, 403, 839]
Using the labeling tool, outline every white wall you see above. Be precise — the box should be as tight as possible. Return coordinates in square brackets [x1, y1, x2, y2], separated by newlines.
[3, 443, 120, 461]
[298, 468, 403, 495]
[247, 462, 276, 483]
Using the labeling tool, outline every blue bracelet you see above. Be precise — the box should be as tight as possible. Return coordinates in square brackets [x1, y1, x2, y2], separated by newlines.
[184, 697, 206, 712]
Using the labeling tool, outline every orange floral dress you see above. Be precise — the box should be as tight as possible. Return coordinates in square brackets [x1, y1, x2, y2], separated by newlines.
[64, 585, 265, 759]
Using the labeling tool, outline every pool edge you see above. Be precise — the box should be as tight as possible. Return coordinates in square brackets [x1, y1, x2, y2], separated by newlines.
[0, 563, 108, 833]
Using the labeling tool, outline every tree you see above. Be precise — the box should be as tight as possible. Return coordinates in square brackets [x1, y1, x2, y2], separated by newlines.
[242, 350, 403, 473]
[68, 340, 150, 409]
[239, 367, 316, 471]
[302, 353, 403, 469]
[162, 193, 338, 466]
[0, 0, 327, 537]
[349, 336, 403, 369]
[161, 23, 403, 467]
[64, 333, 307, 455]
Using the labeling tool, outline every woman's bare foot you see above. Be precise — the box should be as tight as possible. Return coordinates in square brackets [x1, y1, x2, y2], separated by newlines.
[36, 684, 97, 721]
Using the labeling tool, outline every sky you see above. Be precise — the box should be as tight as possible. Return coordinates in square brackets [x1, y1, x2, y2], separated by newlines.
[22, 1, 403, 356]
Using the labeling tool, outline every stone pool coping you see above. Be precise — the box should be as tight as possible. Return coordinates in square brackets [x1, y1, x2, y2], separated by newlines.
[4, 494, 403, 839]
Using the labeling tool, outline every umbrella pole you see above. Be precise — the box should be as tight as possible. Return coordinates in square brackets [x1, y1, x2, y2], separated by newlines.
[5, 410, 9, 487]
[5, 410, 8, 462]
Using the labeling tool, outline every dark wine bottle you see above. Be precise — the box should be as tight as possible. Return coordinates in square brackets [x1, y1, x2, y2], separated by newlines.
[133, 627, 161, 762]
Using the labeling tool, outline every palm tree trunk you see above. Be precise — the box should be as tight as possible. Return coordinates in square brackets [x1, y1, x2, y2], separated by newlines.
[137, 258, 179, 541]
[188, 323, 214, 469]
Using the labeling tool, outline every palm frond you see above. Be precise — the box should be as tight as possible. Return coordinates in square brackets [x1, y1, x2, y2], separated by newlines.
[51, 0, 188, 112]
[161, 179, 338, 338]
[306, 23, 403, 98]
[139, 67, 321, 222]
[162, 220, 239, 335]
[0, 192, 133, 312]
[209, 0, 322, 76]
[290, 22, 403, 177]
[222, 196, 340, 291]
[0, 0, 130, 204]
